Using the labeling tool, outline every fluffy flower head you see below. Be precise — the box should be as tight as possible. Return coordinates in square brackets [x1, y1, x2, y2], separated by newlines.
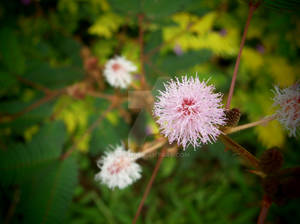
[273, 84, 300, 137]
[103, 56, 137, 89]
[95, 145, 142, 189]
[153, 75, 226, 149]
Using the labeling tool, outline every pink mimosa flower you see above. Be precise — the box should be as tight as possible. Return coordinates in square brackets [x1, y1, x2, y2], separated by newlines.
[153, 76, 226, 149]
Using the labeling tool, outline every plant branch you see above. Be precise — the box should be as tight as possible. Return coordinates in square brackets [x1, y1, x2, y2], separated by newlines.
[138, 14, 147, 89]
[86, 90, 115, 100]
[257, 195, 272, 224]
[60, 104, 115, 160]
[0, 90, 64, 123]
[225, 2, 258, 109]
[219, 134, 260, 169]
[132, 147, 167, 224]
[225, 114, 276, 134]
[15, 75, 51, 94]
[138, 138, 167, 159]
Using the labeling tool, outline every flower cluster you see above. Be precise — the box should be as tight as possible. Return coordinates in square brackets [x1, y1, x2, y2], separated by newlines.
[103, 56, 137, 89]
[273, 84, 300, 137]
[153, 76, 226, 149]
[95, 145, 142, 189]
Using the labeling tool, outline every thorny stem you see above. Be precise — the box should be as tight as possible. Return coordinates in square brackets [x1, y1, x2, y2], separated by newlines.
[257, 195, 272, 224]
[225, 114, 277, 134]
[226, 2, 259, 109]
[60, 104, 115, 160]
[132, 147, 167, 224]
[219, 134, 260, 169]
[138, 14, 147, 89]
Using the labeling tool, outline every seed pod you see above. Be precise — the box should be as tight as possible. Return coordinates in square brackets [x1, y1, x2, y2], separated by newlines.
[224, 108, 241, 127]
[260, 147, 283, 174]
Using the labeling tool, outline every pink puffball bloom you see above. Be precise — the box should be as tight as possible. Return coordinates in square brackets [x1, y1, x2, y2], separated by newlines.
[273, 84, 300, 137]
[153, 76, 226, 149]
[103, 56, 137, 89]
[95, 145, 142, 189]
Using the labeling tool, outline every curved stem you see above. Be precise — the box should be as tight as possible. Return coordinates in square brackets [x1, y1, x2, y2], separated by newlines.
[226, 3, 257, 109]
[132, 147, 167, 224]
[225, 114, 277, 134]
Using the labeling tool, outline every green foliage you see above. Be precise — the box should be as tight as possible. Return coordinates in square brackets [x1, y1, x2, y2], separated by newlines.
[18, 157, 78, 224]
[0, 121, 66, 186]
[153, 50, 212, 74]
[25, 61, 84, 89]
[0, 28, 26, 74]
[90, 111, 130, 155]
[0, 98, 54, 135]
[0, 0, 299, 223]
[262, 0, 300, 12]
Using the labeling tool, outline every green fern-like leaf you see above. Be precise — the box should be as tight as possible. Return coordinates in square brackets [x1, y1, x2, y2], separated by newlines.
[0, 121, 66, 185]
[18, 157, 78, 224]
[262, 0, 300, 12]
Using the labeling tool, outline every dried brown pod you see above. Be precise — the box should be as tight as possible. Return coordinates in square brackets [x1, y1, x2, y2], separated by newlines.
[224, 108, 241, 127]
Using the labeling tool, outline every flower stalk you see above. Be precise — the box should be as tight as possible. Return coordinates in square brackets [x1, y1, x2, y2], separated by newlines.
[225, 114, 277, 134]
[226, 1, 260, 109]
[132, 147, 167, 224]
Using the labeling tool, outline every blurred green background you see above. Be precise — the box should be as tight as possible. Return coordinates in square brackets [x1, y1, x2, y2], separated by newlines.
[0, 0, 299, 223]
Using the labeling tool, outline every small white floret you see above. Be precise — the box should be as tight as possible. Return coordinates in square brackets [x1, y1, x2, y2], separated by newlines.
[95, 145, 142, 189]
[103, 56, 137, 89]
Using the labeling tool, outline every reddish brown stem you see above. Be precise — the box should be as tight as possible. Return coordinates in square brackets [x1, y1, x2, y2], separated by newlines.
[15, 75, 51, 94]
[138, 14, 147, 89]
[132, 148, 167, 224]
[86, 90, 115, 100]
[257, 195, 272, 224]
[225, 2, 258, 109]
